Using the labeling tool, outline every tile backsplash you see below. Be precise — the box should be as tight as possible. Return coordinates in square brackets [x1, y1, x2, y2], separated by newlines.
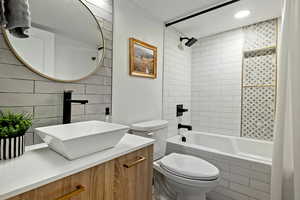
[190, 19, 278, 140]
[163, 28, 192, 138]
[0, 0, 113, 146]
[191, 29, 244, 137]
[241, 19, 278, 141]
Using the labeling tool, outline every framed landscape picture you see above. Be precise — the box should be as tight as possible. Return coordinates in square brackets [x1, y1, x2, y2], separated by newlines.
[129, 38, 157, 79]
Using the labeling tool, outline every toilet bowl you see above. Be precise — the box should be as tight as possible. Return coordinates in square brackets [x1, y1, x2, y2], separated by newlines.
[154, 153, 219, 200]
[130, 120, 219, 200]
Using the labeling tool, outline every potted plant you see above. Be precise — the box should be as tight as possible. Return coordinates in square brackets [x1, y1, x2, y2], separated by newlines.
[0, 111, 32, 160]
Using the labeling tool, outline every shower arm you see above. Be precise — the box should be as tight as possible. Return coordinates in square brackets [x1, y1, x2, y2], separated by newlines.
[180, 37, 190, 42]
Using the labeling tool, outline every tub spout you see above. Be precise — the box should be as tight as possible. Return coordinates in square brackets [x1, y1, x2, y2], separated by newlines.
[178, 123, 192, 131]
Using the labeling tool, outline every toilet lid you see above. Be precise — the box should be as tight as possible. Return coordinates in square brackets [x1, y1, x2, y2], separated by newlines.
[160, 153, 219, 180]
[131, 120, 168, 131]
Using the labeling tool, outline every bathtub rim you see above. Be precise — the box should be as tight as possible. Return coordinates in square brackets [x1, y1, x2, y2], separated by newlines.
[167, 132, 272, 166]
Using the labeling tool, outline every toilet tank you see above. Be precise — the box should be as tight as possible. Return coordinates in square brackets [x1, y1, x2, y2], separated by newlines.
[130, 120, 168, 160]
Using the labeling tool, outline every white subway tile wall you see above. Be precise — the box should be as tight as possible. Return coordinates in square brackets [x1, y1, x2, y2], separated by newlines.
[0, 0, 113, 146]
[167, 143, 271, 200]
[163, 28, 192, 137]
[164, 22, 276, 200]
[191, 29, 244, 137]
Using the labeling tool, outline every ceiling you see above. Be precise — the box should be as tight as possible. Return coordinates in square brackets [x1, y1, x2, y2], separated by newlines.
[131, 0, 283, 38]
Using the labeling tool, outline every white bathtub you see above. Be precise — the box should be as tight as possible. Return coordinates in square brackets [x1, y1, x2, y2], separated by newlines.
[167, 131, 273, 164]
[166, 131, 273, 200]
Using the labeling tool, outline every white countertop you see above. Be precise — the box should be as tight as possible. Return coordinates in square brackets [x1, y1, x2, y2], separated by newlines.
[0, 134, 154, 200]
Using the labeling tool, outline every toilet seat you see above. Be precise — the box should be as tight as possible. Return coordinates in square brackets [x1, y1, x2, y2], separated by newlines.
[159, 153, 219, 181]
[153, 161, 219, 188]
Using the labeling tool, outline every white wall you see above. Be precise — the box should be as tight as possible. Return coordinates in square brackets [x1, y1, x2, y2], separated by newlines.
[55, 34, 98, 80]
[191, 29, 244, 137]
[112, 0, 164, 125]
[163, 28, 191, 138]
[7, 27, 55, 76]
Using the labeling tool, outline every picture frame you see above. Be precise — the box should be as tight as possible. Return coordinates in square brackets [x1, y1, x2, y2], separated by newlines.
[129, 38, 157, 79]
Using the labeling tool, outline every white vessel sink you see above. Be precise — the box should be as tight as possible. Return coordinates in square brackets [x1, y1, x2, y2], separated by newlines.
[35, 121, 129, 160]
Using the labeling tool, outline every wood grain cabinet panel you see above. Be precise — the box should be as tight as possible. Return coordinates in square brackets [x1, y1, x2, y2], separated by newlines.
[8, 145, 153, 200]
[114, 145, 153, 200]
[8, 159, 114, 200]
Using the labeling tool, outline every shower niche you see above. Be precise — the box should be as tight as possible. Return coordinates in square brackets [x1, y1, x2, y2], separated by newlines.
[241, 19, 278, 141]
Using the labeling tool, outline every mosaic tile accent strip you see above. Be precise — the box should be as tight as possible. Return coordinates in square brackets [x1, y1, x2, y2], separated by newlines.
[242, 87, 275, 141]
[244, 19, 277, 51]
[243, 53, 276, 86]
[241, 19, 277, 141]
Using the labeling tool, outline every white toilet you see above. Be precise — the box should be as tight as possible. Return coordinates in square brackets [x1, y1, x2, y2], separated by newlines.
[130, 120, 220, 200]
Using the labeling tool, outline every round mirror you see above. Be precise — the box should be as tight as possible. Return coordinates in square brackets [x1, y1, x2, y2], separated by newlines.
[3, 0, 104, 82]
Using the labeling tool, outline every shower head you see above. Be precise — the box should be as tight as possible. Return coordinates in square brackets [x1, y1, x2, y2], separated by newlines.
[186, 37, 198, 47]
[180, 37, 198, 47]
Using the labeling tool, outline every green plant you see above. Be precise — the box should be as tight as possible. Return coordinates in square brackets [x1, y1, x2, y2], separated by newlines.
[0, 111, 32, 138]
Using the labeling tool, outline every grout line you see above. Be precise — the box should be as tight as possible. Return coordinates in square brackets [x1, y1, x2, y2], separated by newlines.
[33, 80, 36, 94]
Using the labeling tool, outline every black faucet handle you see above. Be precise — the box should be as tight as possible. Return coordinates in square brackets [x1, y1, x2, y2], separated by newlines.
[179, 108, 188, 112]
[177, 104, 189, 117]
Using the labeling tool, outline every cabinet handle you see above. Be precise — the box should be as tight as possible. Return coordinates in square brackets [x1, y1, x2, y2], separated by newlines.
[123, 156, 147, 168]
[55, 185, 85, 200]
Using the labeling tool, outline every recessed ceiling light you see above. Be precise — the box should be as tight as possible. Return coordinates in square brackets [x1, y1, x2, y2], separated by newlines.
[234, 10, 250, 19]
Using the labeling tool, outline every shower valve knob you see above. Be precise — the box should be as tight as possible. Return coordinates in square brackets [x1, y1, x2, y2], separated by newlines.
[177, 104, 189, 117]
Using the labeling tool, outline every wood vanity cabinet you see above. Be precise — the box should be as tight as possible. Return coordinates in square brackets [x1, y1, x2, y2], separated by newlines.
[8, 145, 153, 200]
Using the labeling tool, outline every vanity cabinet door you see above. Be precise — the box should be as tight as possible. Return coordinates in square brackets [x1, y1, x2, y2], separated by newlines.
[7, 170, 91, 200]
[114, 145, 153, 200]
[8, 160, 115, 200]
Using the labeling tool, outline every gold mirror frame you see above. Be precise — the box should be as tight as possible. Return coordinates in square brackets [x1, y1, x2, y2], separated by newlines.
[2, 0, 105, 83]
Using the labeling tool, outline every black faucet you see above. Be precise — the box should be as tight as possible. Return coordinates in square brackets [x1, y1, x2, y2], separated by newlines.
[63, 90, 88, 124]
[178, 123, 192, 142]
[177, 104, 189, 117]
[178, 123, 192, 131]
